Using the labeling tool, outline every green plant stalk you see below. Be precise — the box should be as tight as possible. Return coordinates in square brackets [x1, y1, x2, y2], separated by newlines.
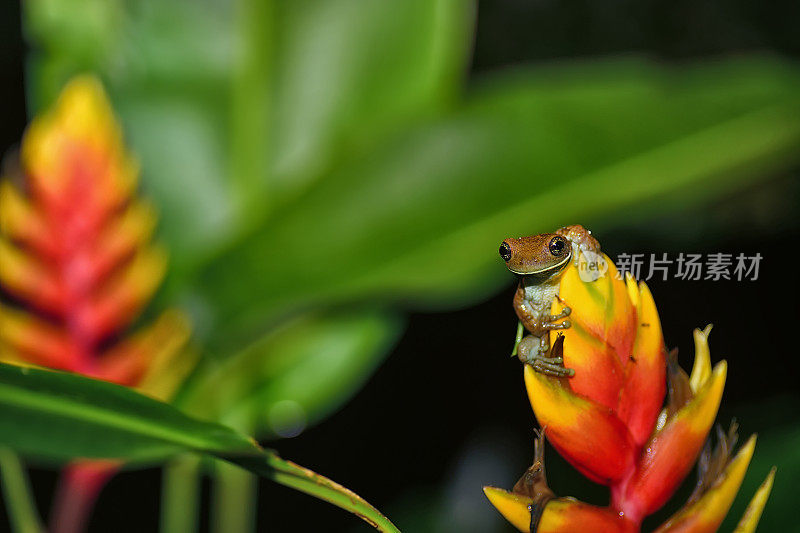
[0, 448, 43, 533]
[230, 0, 273, 224]
[211, 410, 257, 533]
[212, 460, 258, 533]
[160, 455, 201, 533]
[510, 321, 524, 358]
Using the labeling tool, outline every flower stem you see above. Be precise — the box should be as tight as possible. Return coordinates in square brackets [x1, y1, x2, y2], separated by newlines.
[0, 448, 43, 533]
[211, 460, 258, 533]
[160, 455, 201, 533]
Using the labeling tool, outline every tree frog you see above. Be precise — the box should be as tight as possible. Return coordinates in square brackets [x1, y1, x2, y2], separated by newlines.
[499, 224, 600, 377]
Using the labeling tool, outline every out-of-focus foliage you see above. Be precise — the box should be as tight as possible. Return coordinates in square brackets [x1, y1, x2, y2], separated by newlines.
[25, 0, 473, 264]
[23, 0, 800, 447]
[179, 309, 403, 437]
[0, 361, 400, 532]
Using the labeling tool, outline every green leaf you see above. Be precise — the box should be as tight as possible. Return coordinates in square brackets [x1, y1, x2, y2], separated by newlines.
[24, 0, 474, 268]
[268, 0, 475, 203]
[179, 309, 402, 437]
[0, 363, 254, 461]
[0, 363, 399, 532]
[195, 57, 800, 348]
[25, 0, 238, 267]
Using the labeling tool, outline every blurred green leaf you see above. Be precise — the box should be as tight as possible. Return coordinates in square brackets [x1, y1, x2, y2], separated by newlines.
[0, 362, 254, 462]
[24, 0, 474, 269]
[268, 0, 475, 203]
[0, 362, 400, 531]
[26, 0, 238, 267]
[180, 309, 402, 438]
[194, 57, 800, 349]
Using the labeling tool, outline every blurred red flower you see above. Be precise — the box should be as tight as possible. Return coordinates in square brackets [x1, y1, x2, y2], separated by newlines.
[0, 76, 195, 533]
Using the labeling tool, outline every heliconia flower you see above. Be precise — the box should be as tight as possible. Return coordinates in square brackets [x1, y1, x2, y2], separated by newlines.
[485, 253, 775, 532]
[0, 75, 192, 392]
[0, 76, 194, 533]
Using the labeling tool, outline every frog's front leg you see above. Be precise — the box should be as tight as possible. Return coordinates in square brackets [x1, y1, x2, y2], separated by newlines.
[517, 335, 575, 378]
[527, 306, 572, 358]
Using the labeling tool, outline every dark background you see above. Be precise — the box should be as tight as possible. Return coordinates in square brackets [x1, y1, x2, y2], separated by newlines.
[2, 0, 799, 531]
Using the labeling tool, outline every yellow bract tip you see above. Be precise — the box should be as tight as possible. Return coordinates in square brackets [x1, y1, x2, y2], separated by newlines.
[734, 466, 776, 533]
[625, 272, 640, 309]
[655, 435, 757, 532]
[483, 486, 532, 532]
[21, 75, 135, 202]
[689, 325, 714, 394]
[137, 310, 195, 401]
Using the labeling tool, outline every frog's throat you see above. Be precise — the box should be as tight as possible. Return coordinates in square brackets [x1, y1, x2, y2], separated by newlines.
[509, 253, 571, 278]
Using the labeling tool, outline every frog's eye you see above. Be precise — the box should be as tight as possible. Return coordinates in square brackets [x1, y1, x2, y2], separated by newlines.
[499, 242, 513, 262]
[549, 236, 568, 257]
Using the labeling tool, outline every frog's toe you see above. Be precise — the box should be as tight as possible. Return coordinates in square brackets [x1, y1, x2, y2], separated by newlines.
[547, 307, 571, 321]
[531, 360, 575, 378]
[542, 320, 571, 331]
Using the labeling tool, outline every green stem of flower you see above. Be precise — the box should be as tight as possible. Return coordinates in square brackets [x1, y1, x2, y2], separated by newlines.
[0, 448, 43, 533]
[211, 460, 258, 533]
[210, 409, 258, 533]
[160, 455, 202, 533]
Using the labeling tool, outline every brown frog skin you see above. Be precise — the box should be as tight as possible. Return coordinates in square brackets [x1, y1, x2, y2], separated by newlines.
[499, 224, 600, 377]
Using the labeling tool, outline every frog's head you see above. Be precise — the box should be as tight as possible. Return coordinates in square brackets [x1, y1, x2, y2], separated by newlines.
[499, 233, 572, 277]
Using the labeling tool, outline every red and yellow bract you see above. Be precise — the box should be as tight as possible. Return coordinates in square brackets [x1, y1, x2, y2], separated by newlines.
[0, 76, 191, 392]
[485, 254, 774, 532]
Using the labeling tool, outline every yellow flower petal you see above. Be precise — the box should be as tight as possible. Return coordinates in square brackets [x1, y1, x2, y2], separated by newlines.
[84, 245, 167, 342]
[0, 302, 72, 369]
[620, 361, 727, 519]
[484, 486, 534, 532]
[525, 365, 636, 485]
[0, 236, 63, 312]
[689, 325, 713, 394]
[550, 255, 643, 410]
[734, 466, 776, 533]
[618, 280, 667, 446]
[554, 255, 638, 369]
[22, 76, 136, 207]
[484, 486, 635, 532]
[654, 435, 756, 532]
[135, 311, 195, 401]
[0, 181, 52, 252]
[625, 272, 640, 309]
